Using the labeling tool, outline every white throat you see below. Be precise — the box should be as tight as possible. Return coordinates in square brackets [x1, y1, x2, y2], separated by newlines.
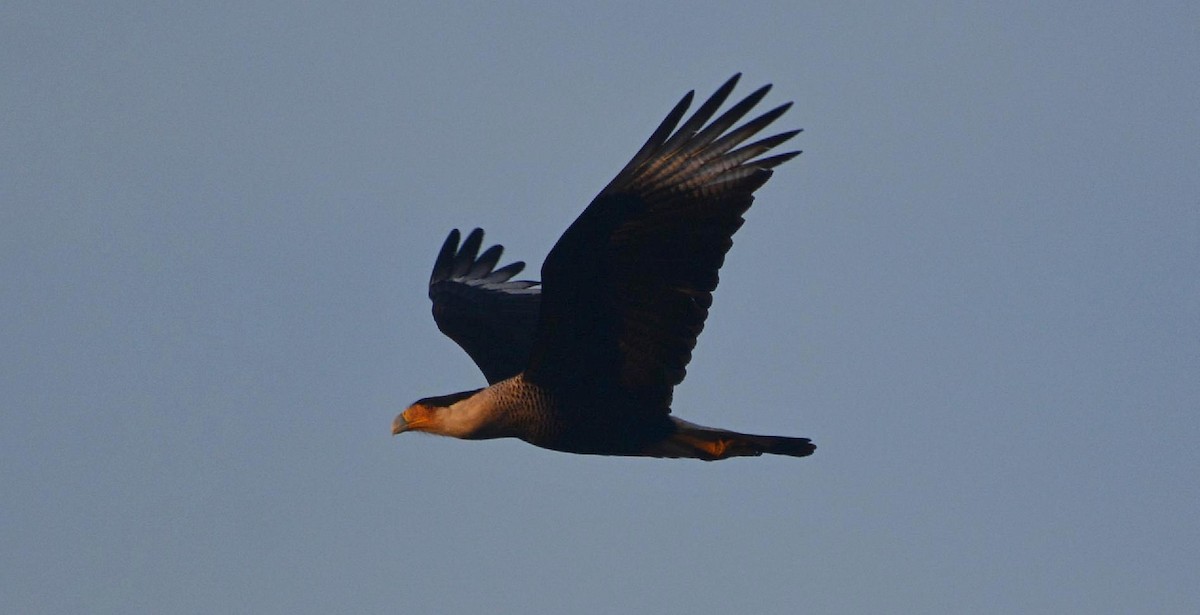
[439, 390, 506, 440]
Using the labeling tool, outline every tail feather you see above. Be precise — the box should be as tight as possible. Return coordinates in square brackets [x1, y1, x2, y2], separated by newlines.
[644, 418, 815, 461]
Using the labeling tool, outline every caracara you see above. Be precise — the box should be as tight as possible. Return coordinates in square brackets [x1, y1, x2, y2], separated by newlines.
[393, 75, 814, 461]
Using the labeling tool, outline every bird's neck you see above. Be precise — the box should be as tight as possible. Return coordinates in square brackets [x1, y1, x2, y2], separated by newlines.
[435, 387, 510, 440]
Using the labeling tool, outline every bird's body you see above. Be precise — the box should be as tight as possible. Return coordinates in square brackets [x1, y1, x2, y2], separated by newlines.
[403, 374, 676, 454]
[395, 75, 815, 461]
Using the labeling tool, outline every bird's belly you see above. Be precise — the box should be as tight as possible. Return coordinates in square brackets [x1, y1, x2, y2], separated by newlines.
[519, 405, 675, 457]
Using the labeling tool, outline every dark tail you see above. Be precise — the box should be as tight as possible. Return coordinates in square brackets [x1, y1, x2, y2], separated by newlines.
[642, 418, 815, 461]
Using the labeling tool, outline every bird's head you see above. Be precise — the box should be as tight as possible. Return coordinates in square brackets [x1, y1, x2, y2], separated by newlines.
[391, 402, 433, 435]
[392, 389, 484, 437]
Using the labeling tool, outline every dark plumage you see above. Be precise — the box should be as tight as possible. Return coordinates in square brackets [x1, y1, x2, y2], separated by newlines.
[394, 75, 814, 460]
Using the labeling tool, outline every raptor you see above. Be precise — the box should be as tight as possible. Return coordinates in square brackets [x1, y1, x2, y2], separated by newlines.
[394, 75, 814, 461]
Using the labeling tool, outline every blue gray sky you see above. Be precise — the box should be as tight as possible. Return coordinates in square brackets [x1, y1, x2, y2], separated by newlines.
[3, 3, 1198, 613]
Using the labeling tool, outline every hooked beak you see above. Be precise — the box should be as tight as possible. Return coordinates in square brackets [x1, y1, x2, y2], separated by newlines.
[391, 412, 409, 436]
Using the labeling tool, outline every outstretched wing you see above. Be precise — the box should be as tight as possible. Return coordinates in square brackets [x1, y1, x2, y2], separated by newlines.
[428, 228, 541, 384]
[525, 74, 800, 412]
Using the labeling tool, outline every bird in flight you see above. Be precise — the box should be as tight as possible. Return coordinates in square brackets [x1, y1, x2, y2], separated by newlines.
[394, 74, 814, 461]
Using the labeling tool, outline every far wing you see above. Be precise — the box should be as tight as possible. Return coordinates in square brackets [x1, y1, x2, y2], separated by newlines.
[428, 228, 541, 384]
[525, 74, 800, 411]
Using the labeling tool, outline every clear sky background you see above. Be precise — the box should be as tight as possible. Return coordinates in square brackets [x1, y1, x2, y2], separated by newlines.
[3, 3, 1197, 614]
